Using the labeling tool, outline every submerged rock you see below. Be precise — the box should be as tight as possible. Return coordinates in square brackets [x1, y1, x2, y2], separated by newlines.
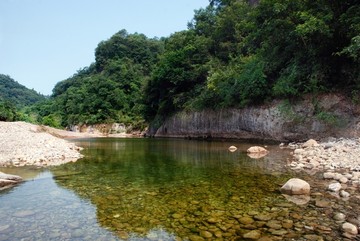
[280, 178, 311, 195]
[243, 230, 261, 239]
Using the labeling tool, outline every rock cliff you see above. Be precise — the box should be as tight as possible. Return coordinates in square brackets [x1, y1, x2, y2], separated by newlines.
[150, 94, 360, 141]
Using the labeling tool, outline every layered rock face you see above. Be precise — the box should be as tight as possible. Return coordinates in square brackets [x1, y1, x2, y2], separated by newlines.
[151, 94, 360, 141]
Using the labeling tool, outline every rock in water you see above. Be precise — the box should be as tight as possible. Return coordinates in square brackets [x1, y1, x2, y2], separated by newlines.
[228, 146, 237, 152]
[0, 172, 23, 189]
[243, 230, 261, 239]
[280, 178, 310, 195]
[247, 146, 268, 153]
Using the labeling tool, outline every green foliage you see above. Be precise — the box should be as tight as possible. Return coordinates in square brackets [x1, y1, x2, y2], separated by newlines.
[0, 74, 45, 107]
[34, 30, 164, 129]
[23, 0, 360, 128]
[0, 99, 19, 121]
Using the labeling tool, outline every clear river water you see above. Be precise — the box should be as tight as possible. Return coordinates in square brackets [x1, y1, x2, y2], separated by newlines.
[0, 138, 347, 240]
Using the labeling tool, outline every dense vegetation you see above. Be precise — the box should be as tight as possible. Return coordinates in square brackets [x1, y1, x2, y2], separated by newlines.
[0, 74, 45, 121]
[8, 0, 360, 129]
[144, 0, 360, 125]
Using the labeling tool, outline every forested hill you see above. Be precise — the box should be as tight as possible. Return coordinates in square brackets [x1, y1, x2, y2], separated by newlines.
[33, 0, 359, 129]
[0, 74, 45, 107]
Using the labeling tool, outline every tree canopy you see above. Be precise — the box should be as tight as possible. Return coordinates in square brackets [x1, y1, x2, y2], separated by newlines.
[20, 0, 360, 129]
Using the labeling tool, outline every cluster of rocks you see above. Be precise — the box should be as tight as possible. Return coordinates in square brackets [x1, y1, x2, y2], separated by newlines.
[0, 122, 83, 167]
[280, 138, 360, 239]
[287, 138, 360, 171]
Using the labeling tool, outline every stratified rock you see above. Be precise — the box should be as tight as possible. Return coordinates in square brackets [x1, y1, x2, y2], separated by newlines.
[280, 178, 310, 195]
[247, 146, 268, 153]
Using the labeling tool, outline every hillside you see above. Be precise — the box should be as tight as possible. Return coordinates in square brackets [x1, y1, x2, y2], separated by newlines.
[0, 74, 45, 107]
[31, 0, 359, 135]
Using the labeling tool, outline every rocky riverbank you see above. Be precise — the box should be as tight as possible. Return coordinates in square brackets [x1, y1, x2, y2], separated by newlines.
[0, 122, 84, 167]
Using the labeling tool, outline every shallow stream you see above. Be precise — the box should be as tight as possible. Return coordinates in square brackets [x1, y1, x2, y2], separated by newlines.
[0, 138, 351, 240]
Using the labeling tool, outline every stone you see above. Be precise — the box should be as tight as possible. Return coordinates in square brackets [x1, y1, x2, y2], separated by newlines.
[280, 178, 311, 195]
[243, 230, 261, 239]
[247, 146, 268, 153]
[342, 222, 358, 235]
[315, 199, 331, 208]
[302, 139, 319, 148]
[339, 176, 349, 183]
[247, 152, 268, 159]
[266, 220, 282, 229]
[271, 229, 288, 236]
[228, 146, 237, 152]
[0, 172, 23, 188]
[333, 213, 346, 221]
[294, 149, 305, 154]
[328, 182, 342, 192]
[254, 214, 272, 221]
[282, 194, 310, 205]
[340, 190, 350, 198]
[189, 235, 205, 241]
[13, 210, 35, 218]
[200, 230, 213, 238]
[238, 216, 255, 225]
[304, 235, 324, 241]
[282, 220, 294, 229]
[323, 172, 335, 179]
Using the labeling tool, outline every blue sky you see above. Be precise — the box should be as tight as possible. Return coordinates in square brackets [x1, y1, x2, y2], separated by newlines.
[0, 0, 209, 95]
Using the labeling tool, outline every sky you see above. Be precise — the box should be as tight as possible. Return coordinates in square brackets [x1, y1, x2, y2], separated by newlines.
[0, 0, 209, 96]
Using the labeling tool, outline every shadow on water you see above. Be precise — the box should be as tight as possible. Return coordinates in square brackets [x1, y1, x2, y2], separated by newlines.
[49, 138, 294, 240]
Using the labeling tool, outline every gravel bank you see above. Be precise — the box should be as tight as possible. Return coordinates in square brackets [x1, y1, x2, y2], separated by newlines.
[0, 122, 84, 167]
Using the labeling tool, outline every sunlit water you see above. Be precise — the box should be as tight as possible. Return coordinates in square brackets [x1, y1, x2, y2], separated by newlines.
[0, 138, 323, 240]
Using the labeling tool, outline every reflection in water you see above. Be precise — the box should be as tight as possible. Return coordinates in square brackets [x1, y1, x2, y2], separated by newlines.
[50, 138, 293, 240]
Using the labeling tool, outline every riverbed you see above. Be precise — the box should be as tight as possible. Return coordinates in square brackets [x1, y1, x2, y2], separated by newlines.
[0, 138, 358, 240]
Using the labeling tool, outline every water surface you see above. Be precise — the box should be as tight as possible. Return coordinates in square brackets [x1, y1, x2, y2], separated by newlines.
[1, 138, 296, 240]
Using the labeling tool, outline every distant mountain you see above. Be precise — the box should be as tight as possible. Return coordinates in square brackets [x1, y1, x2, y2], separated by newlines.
[0, 74, 46, 107]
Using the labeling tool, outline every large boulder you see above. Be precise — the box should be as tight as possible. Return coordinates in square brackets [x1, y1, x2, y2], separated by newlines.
[0, 172, 23, 189]
[247, 146, 268, 153]
[280, 178, 311, 195]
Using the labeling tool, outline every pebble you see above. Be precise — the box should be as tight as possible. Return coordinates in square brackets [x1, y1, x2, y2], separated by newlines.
[333, 213, 346, 221]
[243, 230, 261, 239]
[328, 182, 342, 192]
[315, 199, 331, 208]
[254, 214, 272, 221]
[340, 190, 350, 198]
[342, 222, 358, 235]
[13, 210, 35, 218]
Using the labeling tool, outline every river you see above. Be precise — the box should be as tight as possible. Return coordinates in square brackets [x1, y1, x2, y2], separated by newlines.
[0, 138, 347, 240]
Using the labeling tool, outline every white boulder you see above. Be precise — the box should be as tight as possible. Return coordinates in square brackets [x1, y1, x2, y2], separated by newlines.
[280, 178, 311, 195]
